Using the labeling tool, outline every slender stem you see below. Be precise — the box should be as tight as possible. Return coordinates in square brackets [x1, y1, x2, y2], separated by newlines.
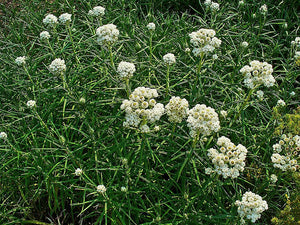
[166, 65, 170, 95]
[46, 39, 56, 57]
[34, 110, 50, 133]
[23, 65, 35, 87]
[67, 23, 80, 64]
[125, 78, 130, 97]
[109, 46, 115, 69]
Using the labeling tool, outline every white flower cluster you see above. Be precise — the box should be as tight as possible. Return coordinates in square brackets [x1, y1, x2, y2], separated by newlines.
[206, 136, 247, 179]
[189, 29, 221, 56]
[204, 0, 220, 11]
[120, 87, 165, 133]
[165, 96, 189, 123]
[88, 6, 105, 17]
[117, 61, 136, 79]
[256, 90, 264, 100]
[49, 58, 66, 74]
[43, 14, 58, 27]
[163, 53, 176, 66]
[15, 56, 26, 66]
[276, 99, 286, 107]
[260, 4, 268, 15]
[295, 51, 300, 66]
[240, 60, 275, 89]
[59, 13, 72, 25]
[187, 104, 220, 138]
[271, 134, 299, 172]
[270, 174, 278, 183]
[235, 191, 268, 224]
[0, 132, 7, 139]
[147, 22, 155, 31]
[241, 41, 249, 48]
[96, 24, 119, 46]
[40, 31, 50, 40]
[27, 100, 36, 108]
[291, 37, 300, 48]
[75, 168, 83, 176]
[97, 184, 106, 193]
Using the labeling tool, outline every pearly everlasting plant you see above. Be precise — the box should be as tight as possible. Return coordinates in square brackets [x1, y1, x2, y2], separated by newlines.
[117, 61, 136, 80]
[271, 134, 299, 172]
[49, 58, 66, 75]
[0, 132, 7, 139]
[165, 96, 189, 123]
[189, 28, 221, 56]
[75, 168, 83, 176]
[27, 100, 36, 108]
[120, 87, 164, 133]
[43, 14, 58, 27]
[235, 191, 268, 224]
[59, 13, 72, 25]
[163, 53, 176, 66]
[96, 24, 119, 46]
[15, 56, 26, 66]
[240, 60, 275, 89]
[291, 37, 300, 48]
[88, 6, 105, 17]
[187, 104, 220, 138]
[40, 31, 50, 40]
[147, 22, 155, 31]
[206, 136, 247, 179]
[97, 184, 106, 193]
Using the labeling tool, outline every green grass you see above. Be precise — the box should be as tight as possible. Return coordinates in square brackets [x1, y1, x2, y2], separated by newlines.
[0, 0, 299, 224]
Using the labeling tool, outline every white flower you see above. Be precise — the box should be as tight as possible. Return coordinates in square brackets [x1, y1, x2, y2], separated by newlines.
[290, 91, 295, 97]
[187, 104, 220, 138]
[240, 60, 275, 88]
[185, 48, 191, 53]
[75, 168, 83, 176]
[27, 100, 36, 108]
[49, 58, 66, 74]
[117, 61, 136, 79]
[96, 24, 119, 46]
[276, 99, 286, 107]
[238, 1, 244, 6]
[43, 14, 58, 27]
[189, 28, 221, 56]
[260, 4, 268, 14]
[212, 54, 218, 60]
[256, 90, 264, 100]
[97, 184, 106, 193]
[207, 136, 248, 179]
[59, 13, 72, 25]
[15, 56, 26, 66]
[220, 110, 227, 118]
[235, 192, 268, 224]
[210, 2, 219, 11]
[40, 31, 50, 40]
[121, 186, 127, 192]
[165, 96, 189, 123]
[92, 6, 105, 17]
[147, 22, 155, 31]
[270, 174, 277, 183]
[0, 132, 7, 139]
[163, 53, 176, 66]
[241, 41, 249, 48]
[204, 0, 212, 7]
[292, 37, 300, 48]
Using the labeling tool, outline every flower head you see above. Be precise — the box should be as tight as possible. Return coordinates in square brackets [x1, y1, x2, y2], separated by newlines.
[97, 184, 106, 193]
[117, 61, 136, 79]
[75, 168, 83, 176]
[27, 100, 36, 108]
[276, 99, 286, 107]
[88, 6, 105, 17]
[59, 13, 72, 25]
[147, 22, 155, 31]
[49, 58, 66, 74]
[260, 4, 268, 15]
[15, 56, 26, 66]
[206, 136, 248, 179]
[270, 174, 277, 183]
[0, 132, 7, 139]
[40, 31, 51, 40]
[96, 24, 119, 46]
[240, 60, 275, 89]
[241, 41, 249, 48]
[187, 104, 220, 138]
[165, 96, 189, 123]
[235, 191, 268, 224]
[43, 14, 58, 27]
[163, 53, 176, 66]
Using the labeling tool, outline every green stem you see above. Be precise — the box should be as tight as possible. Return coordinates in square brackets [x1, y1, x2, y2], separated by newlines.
[46, 39, 56, 57]
[166, 65, 170, 95]
[23, 65, 35, 87]
[125, 78, 130, 97]
[109, 46, 115, 69]
[67, 23, 80, 64]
